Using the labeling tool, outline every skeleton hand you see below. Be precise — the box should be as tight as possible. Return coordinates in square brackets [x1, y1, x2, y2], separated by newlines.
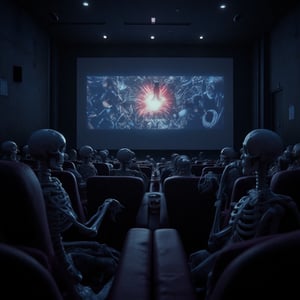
[100, 198, 124, 222]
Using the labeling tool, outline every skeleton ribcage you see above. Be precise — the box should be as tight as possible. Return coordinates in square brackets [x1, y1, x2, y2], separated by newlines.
[42, 177, 80, 279]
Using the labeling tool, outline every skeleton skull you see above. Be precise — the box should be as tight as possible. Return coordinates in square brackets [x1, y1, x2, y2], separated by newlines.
[220, 146, 238, 164]
[79, 145, 94, 162]
[241, 129, 283, 175]
[28, 128, 66, 170]
[0, 140, 18, 161]
[116, 147, 135, 164]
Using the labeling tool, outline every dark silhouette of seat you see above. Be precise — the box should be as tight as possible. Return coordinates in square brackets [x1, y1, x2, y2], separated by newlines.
[270, 168, 300, 211]
[93, 162, 110, 175]
[0, 160, 80, 299]
[191, 164, 206, 176]
[163, 176, 215, 255]
[0, 243, 64, 299]
[0, 161, 54, 255]
[63, 160, 77, 171]
[139, 165, 153, 180]
[208, 230, 300, 300]
[86, 175, 146, 250]
[201, 166, 225, 177]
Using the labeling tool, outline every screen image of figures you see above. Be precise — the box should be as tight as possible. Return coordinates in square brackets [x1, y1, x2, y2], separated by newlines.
[77, 57, 233, 150]
[87, 75, 224, 130]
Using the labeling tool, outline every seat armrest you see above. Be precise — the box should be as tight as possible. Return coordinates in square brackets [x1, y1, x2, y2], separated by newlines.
[136, 192, 169, 230]
[153, 228, 197, 300]
[108, 228, 152, 300]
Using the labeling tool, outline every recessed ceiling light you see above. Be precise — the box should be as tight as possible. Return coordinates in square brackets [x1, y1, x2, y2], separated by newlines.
[220, 4, 226, 9]
[150, 35, 155, 40]
[102, 35, 108, 39]
[199, 35, 204, 40]
[82, 1, 89, 7]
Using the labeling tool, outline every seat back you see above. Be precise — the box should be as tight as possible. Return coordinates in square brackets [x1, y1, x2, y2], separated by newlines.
[163, 176, 215, 255]
[201, 166, 225, 177]
[0, 243, 63, 300]
[86, 175, 146, 250]
[93, 162, 110, 176]
[270, 168, 300, 211]
[191, 164, 206, 176]
[208, 230, 300, 300]
[0, 161, 79, 299]
[0, 161, 54, 257]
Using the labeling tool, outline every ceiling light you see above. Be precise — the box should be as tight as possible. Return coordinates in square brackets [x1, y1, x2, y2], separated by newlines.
[199, 35, 204, 40]
[82, 1, 89, 7]
[102, 35, 108, 39]
[150, 35, 155, 40]
[151, 17, 156, 24]
[219, 4, 226, 9]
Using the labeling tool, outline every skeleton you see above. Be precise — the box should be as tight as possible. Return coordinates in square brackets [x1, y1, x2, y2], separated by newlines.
[207, 158, 243, 249]
[28, 128, 123, 299]
[288, 142, 300, 169]
[198, 146, 238, 196]
[0, 140, 19, 161]
[189, 129, 300, 295]
[77, 145, 98, 182]
[110, 147, 148, 188]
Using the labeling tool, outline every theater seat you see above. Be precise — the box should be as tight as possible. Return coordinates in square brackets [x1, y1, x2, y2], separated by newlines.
[163, 176, 215, 255]
[0, 161, 54, 256]
[109, 227, 197, 300]
[86, 175, 146, 250]
[0, 161, 79, 299]
[93, 162, 110, 176]
[0, 161, 197, 300]
[0, 243, 64, 300]
[270, 168, 300, 211]
[207, 230, 300, 300]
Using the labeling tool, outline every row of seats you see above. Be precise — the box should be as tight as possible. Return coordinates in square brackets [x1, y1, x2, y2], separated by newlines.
[1, 159, 300, 299]
[0, 160, 198, 299]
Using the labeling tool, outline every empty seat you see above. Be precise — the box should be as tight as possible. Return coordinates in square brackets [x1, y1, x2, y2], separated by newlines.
[191, 164, 206, 176]
[86, 175, 146, 250]
[163, 176, 215, 255]
[93, 162, 110, 176]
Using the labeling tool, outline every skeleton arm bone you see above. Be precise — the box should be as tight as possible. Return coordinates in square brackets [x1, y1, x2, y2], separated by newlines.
[84, 198, 124, 234]
[57, 198, 124, 237]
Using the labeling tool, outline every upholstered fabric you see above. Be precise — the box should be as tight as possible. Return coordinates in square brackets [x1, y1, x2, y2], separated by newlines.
[163, 176, 215, 254]
[86, 175, 146, 250]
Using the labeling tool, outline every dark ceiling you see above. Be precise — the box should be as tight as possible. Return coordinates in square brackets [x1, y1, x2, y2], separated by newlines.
[13, 0, 299, 47]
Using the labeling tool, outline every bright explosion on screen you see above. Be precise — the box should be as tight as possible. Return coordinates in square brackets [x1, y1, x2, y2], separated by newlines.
[86, 75, 224, 130]
[136, 83, 171, 117]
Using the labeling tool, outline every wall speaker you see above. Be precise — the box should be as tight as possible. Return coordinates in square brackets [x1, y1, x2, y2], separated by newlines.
[13, 65, 22, 82]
